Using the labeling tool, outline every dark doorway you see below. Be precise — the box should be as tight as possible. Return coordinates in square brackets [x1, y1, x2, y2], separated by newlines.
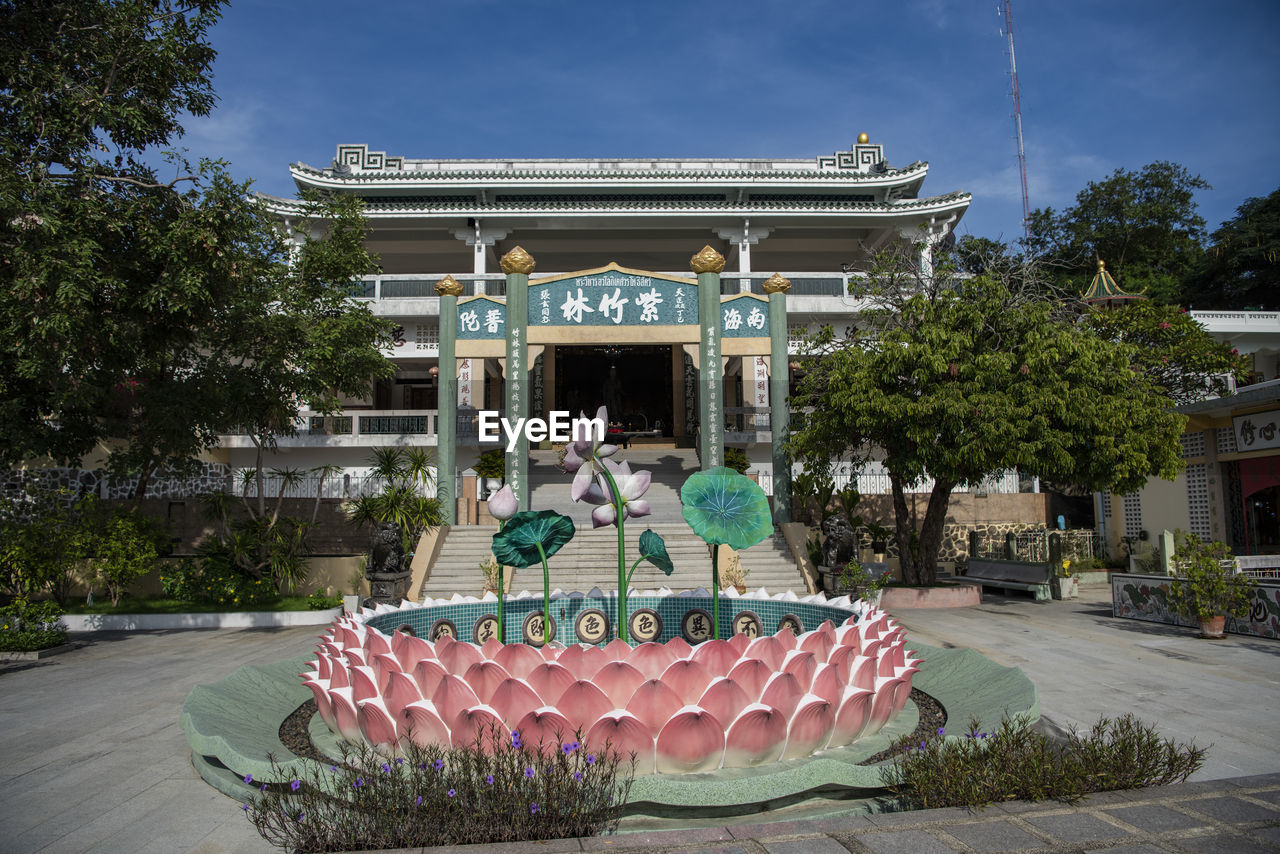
[556, 345, 673, 436]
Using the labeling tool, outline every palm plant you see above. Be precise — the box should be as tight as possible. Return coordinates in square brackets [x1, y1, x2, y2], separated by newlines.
[345, 448, 443, 553]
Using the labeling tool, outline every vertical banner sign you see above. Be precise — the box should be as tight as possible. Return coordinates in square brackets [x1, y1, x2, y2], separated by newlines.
[458, 359, 475, 408]
[501, 248, 534, 511]
[692, 247, 725, 469]
[752, 356, 769, 415]
[766, 273, 792, 522]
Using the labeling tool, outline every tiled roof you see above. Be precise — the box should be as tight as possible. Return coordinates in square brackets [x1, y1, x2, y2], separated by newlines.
[289, 160, 930, 183]
[349, 191, 971, 214]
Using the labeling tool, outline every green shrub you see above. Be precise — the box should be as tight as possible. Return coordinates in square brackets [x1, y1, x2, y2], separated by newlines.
[93, 514, 161, 605]
[474, 448, 506, 479]
[245, 729, 632, 851]
[1169, 533, 1252, 621]
[159, 554, 279, 608]
[723, 447, 750, 474]
[0, 600, 69, 651]
[881, 714, 1204, 810]
[306, 591, 343, 610]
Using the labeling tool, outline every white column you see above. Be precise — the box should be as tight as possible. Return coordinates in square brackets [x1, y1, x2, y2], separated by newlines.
[716, 220, 772, 293]
[452, 221, 510, 294]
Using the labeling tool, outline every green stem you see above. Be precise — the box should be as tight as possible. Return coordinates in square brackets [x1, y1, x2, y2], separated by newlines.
[624, 555, 646, 591]
[596, 463, 629, 642]
[536, 542, 550, 646]
[497, 519, 505, 642]
[712, 543, 721, 640]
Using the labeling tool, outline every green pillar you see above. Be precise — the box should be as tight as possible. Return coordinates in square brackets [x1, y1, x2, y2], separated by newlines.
[434, 276, 463, 525]
[764, 273, 792, 523]
[501, 246, 534, 511]
[692, 245, 725, 469]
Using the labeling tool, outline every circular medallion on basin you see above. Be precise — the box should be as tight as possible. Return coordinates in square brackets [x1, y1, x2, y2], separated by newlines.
[680, 608, 713, 644]
[732, 610, 762, 639]
[777, 614, 803, 636]
[472, 614, 500, 645]
[628, 608, 663, 643]
[429, 619, 457, 641]
[521, 611, 557, 646]
[575, 608, 610, 644]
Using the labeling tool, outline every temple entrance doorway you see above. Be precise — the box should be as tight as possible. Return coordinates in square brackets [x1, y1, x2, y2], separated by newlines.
[554, 345, 676, 439]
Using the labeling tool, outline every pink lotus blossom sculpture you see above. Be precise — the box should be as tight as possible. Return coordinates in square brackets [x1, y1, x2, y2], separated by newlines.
[303, 595, 920, 775]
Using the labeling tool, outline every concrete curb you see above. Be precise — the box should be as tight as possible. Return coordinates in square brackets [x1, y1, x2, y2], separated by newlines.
[0, 641, 85, 661]
[64, 607, 342, 632]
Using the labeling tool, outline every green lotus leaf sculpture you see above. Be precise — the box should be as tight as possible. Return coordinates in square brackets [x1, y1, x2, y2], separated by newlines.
[492, 510, 576, 645]
[637, 529, 674, 577]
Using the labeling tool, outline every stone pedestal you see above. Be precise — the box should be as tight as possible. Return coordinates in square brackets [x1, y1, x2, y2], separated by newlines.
[366, 572, 413, 606]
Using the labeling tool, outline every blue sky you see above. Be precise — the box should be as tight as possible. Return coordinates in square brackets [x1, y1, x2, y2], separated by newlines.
[174, 0, 1280, 244]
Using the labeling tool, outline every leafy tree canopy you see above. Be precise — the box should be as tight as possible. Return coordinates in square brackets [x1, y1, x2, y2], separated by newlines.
[792, 246, 1185, 585]
[1184, 186, 1280, 309]
[1024, 162, 1209, 304]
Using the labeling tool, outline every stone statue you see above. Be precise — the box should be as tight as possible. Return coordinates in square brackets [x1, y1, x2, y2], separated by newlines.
[365, 521, 410, 604]
[820, 515, 856, 569]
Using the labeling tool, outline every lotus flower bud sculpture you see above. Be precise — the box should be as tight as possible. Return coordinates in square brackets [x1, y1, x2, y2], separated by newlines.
[304, 593, 920, 775]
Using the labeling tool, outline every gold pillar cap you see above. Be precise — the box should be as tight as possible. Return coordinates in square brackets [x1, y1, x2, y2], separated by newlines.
[857, 132, 869, 144]
[1097, 258, 1107, 272]
[690, 245, 726, 274]
[435, 274, 464, 297]
[500, 246, 536, 275]
[763, 272, 792, 294]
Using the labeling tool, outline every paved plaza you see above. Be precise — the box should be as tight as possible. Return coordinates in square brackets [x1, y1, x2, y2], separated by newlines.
[0, 590, 1277, 853]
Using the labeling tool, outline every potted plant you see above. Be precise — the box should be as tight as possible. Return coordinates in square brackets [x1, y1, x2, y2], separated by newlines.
[720, 552, 749, 593]
[1168, 534, 1252, 638]
[474, 448, 505, 497]
[479, 554, 502, 596]
[828, 558, 889, 606]
[863, 520, 893, 562]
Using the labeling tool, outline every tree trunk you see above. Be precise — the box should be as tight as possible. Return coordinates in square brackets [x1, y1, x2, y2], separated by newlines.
[130, 461, 154, 501]
[890, 475, 919, 585]
[916, 479, 955, 586]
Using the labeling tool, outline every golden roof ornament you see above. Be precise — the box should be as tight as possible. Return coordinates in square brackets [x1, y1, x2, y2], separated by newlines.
[1081, 257, 1146, 307]
[857, 132, 870, 144]
[690, 245, 726, 274]
[434, 275, 464, 297]
[763, 272, 792, 294]
[500, 246, 536, 275]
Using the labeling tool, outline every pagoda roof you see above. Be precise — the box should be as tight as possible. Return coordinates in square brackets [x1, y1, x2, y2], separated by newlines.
[1081, 259, 1146, 305]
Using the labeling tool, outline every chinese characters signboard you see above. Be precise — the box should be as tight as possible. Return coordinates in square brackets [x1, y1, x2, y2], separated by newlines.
[528, 268, 699, 327]
[456, 296, 506, 340]
[720, 294, 770, 338]
[1234, 409, 1280, 452]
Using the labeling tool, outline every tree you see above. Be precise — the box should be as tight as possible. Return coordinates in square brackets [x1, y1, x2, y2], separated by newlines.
[1184, 187, 1280, 309]
[345, 448, 443, 554]
[1025, 162, 1209, 303]
[791, 246, 1185, 586]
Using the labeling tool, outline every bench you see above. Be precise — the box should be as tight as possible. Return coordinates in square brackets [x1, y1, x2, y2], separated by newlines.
[963, 558, 1052, 601]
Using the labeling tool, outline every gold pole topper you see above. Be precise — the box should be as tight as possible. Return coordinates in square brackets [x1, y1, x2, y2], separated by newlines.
[500, 246, 536, 275]
[435, 274, 464, 297]
[763, 272, 792, 294]
[690, 245, 726, 274]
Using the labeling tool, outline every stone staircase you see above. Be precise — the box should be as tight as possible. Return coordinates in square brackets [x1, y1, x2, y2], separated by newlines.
[421, 448, 808, 598]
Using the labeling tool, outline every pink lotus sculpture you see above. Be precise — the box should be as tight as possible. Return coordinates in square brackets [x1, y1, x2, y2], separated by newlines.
[303, 598, 920, 775]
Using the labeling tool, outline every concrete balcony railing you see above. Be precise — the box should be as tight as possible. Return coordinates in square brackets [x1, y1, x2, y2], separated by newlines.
[219, 410, 441, 448]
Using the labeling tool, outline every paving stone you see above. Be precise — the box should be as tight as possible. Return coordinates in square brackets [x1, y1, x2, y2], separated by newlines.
[1248, 789, 1280, 806]
[1167, 833, 1279, 853]
[580, 827, 733, 851]
[940, 819, 1046, 852]
[855, 829, 960, 854]
[1226, 773, 1280, 788]
[731, 816, 872, 839]
[1023, 813, 1134, 843]
[1083, 845, 1171, 854]
[866, 806, 976, 826]
[1181, 795, 1280, 823]
[1255, 826, 1280, 847]
[1104, 804, 1211, 833]
[686, 846, 752, 854]
[762, 837, 850, 854]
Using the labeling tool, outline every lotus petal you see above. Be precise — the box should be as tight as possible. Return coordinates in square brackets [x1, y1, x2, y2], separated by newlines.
[726, 631, 750, 656]
[572, 645, 611, 681]
[723, 703, 788, 767]
[781, 650, 816, 691]
[877, 653, 898, 678]
[303, 677, 337, 732]
[392, 631, 433, 669]
[463, 660, 513, 704]
[450, 705, 506, 751]
[371, 652, 403, 693]
[690, 639, 738, 677]
[364, 630, 393, 660]
[343, 648, 367, 668]
[663, 636, 693, 659]
[513, 707, 575, 753]
[585, 711, 655, 774]
[555, 644, 585, 676]
[863, 676, 903, 737]
[773, 627, 798, 652]
[860, 639, 884, 660]
[626, 679, 685, 736]
[526, 662, 576, 703]
[556, 680, 616, 732]
[810, 662, 846, 708]
[357, 697, 399, 747]
[329, 687, 362, 742]
[849, 655, 878, 691]
[593, 660, 646, 707]
[336, 625, 363, 650]
[438, 640, 484, 674]
[383, 670, 423, 719]
[744, 636, 785, 671]
[798, 630, 834, 663]
[829, 686, 874, 747]
[480, 637, 504, 660]
[697, 677, 751, 726]
[783, 694, 835, 760]
[329, 657, 350, 689]
[314, 654, 332, 681]
[493, 643, 544, 680]
[892, 667, 918, 714]
[488, 678, 544, 727]
[625, 642, 676, 680]
[832, 625, 861, 651]
[726, 657, 774, 701]
[659, 659, 714, 705]
[826, 645, 856, 683]
[411, 658, 448, 698]
[431, 674, 482, 725]
[350, 665, 380, 703]
[603, 638, 632, 661]
[759, 671, 804, 719]
[399, 699, 450, 748]
[656, 706, 725, 773]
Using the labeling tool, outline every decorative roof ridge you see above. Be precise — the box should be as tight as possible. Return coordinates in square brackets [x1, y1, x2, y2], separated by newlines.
[353, 191, 970, 214]
[288, 160, 930, 182]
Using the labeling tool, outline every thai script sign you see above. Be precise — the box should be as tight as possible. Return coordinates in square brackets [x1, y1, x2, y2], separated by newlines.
[1234, 409, 1280, 451]
[529, 269, 698, 327]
